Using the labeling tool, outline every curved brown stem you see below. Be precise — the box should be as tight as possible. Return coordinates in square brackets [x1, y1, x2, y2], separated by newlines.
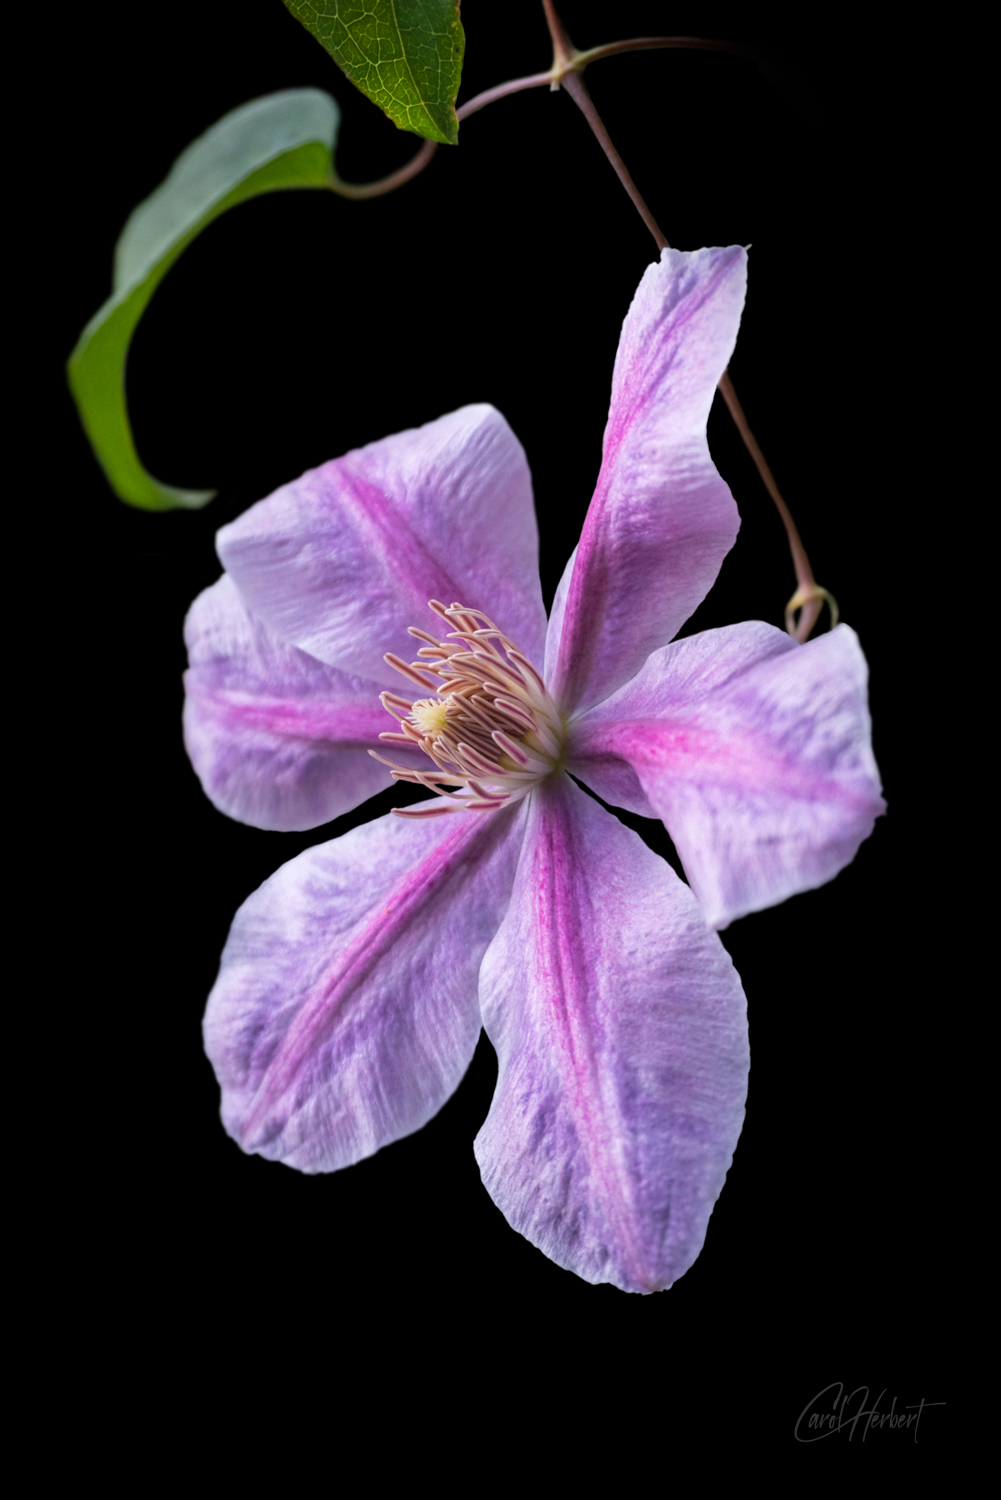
[560, 70, 668, 250]
[546, 2, 831, 640]
[329, 138, 437, 200]
[717, 374, 831, 640]
[456, 70, 555, 121]
[331, 1, 831, 639]
[541, 0, 577, 69]
[575, 35, 763, 68]
[455, 28, 768, 127]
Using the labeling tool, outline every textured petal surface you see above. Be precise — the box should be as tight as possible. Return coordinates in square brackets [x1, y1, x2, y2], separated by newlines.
[216, 405, 547, 682]
[184, 574, 402, 831]
[205, 804, 525, 1172]
[547, 246, 746, 716]
[474, 777, 748, 1293]
[569, 622, 885, 929]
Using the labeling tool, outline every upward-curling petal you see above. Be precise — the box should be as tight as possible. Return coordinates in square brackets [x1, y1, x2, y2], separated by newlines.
[569, 622, 885, 929]
[216, 405, 548, 683]
[548, 246, 746, 715]
[474, 777, 748, 1293]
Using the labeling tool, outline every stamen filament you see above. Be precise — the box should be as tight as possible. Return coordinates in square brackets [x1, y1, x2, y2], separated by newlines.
[458, 695, 503, 732]
[448, 654, 528, 696]
[381, 601, 565, 819]
[384, 653, 440, 690]
[456, 742, 507, 776]
[394, 803, 460, 819]
[368, 749, 409, 770]
[492, 731, 529, 766]
[492, 731, 550, 772]
[490, 695, 539, 729]
[505, 650, 549, 697]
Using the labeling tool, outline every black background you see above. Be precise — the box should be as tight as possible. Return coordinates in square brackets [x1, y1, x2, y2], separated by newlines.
[47, 0, 944, 1453]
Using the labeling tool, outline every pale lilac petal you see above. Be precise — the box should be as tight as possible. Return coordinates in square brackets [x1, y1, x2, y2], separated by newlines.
[216, 405, 547, 681]
[183, 574, 405, 831]
[547, 246, 747, 716]
[541, 543, 574, 687]
[569, 622, 885, 929]
[205, 803, 525, 1172]
[474, 777, 748, 1294]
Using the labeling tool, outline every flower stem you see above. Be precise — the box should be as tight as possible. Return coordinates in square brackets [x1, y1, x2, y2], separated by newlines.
[559, 70, 668, 251]
[574, 36, 764, 68]
[544, 2, 833, 641]
[541, 0, 577, 69]
[716, 375, 837, 641]
[456, 70, 556, 121]
[325, 1, 835, 641]
[455, 37, 760, 123]
[329, 138, 437, 199]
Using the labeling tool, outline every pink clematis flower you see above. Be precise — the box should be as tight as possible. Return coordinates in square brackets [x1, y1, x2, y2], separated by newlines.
[184, 246, 884, 1293]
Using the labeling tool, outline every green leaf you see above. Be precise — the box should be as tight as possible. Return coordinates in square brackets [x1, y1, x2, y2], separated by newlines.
[283, 1, 464, 145]
[68, 89, 339, 511]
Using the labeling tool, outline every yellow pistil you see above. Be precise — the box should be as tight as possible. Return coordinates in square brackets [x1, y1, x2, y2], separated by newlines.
[372, 600, 566, 819]
[410, 698, 451, 737]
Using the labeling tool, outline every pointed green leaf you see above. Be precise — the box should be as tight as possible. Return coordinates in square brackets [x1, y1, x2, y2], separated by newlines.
[283, 1, 464, 145]
[68, 89, 339, 511]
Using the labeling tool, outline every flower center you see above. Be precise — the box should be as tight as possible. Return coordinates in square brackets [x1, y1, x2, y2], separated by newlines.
[371, 599, 564, 819]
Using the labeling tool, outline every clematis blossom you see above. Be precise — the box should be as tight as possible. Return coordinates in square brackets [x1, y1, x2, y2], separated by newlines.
[184, 245, 884, 1293]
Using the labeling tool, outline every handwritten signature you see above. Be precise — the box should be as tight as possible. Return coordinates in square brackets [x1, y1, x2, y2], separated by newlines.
[794, 1383, 945, 1443]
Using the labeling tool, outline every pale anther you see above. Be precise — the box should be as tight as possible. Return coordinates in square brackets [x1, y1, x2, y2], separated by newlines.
[370, 603, 565, 817]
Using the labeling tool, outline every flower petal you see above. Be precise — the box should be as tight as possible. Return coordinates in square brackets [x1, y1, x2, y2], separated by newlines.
[474, 777, 748, 1293]
[216, 405, 547, 681]
[547, 246, 746, 716]
[568, 622, 885, 929]
[183, 573, 403, 830]
[205, 803, 525, 1172]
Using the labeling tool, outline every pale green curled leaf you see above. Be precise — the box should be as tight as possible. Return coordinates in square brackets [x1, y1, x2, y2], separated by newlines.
[68, 90, 339, 511]
[283, 1, 464, 144]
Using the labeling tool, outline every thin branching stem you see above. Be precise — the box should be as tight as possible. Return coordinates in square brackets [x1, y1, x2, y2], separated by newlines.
[329, 138, 437, 199]
[577, 36, 762, 66]
[328, 1, 832, 639]
[560, 71, 668, 250]
[541, 0, 577, 68]
[541, 2, 830, 639]
[716, 375, 835, 640]
[456, 70, 555, 120]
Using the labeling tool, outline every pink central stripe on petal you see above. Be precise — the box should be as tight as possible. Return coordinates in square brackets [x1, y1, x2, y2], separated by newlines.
[203, 691, 389, 745]
[530, 799, 657, 1290]
[590, 719, 877, 807]
[335, 467, 469, 624]
[240, 809, 511, 1143]
[549, 244, 750, 714]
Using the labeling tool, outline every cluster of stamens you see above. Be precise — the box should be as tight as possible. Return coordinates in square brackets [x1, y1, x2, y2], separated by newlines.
[371, 601, 564, 819]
